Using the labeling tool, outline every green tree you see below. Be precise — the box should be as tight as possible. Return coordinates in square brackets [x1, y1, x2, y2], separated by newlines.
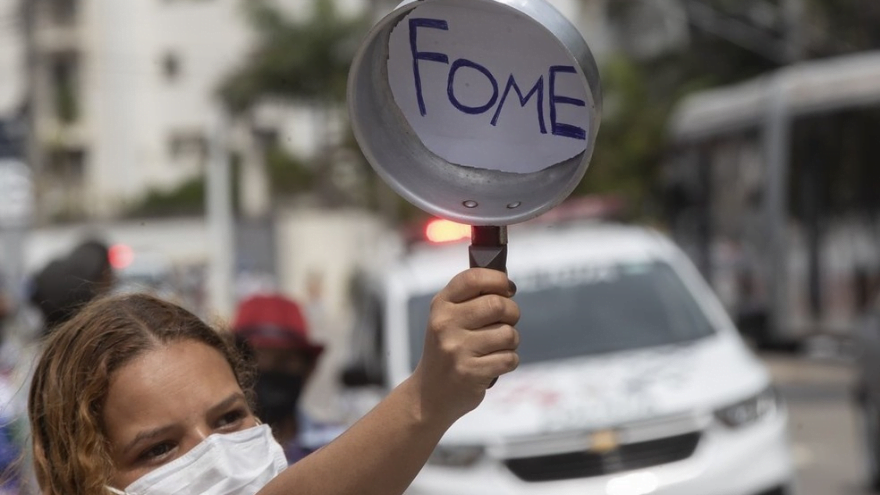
[219, 0, 375, 208]
[220, 0, 367, 112]
[126, 178, 206, 218]
[804, 0, 880, 55]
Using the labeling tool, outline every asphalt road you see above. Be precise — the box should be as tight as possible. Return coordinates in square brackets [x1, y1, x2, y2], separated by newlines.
[763, 355, 872, 495]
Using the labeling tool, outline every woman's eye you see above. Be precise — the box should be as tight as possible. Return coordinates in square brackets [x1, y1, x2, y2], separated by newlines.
[139, 442, 175, 463]
[217, 409, 246, 429]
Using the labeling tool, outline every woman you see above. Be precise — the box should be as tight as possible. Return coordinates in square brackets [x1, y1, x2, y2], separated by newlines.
[28, 268, 520, 495]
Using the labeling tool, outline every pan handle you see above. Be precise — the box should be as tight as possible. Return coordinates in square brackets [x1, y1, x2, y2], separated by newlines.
[469, 225, 508, 273]
[468, 226, 508, 388]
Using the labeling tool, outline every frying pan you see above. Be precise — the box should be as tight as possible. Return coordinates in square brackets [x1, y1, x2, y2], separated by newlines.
[348, 0, 602, 384]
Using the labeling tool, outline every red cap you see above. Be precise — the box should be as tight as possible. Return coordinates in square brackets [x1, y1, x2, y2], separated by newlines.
[232, 294, 324, 356]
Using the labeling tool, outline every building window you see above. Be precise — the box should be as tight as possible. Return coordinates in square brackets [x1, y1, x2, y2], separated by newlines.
[49, 0, 79, 25]
[162, 52, 182, 81]
[168, 130, 207, 161]
[254, 128, 279, 150]
[51, 53, 80, 124]
[45, 146, 87, 219]
[47, 147, 85, 179]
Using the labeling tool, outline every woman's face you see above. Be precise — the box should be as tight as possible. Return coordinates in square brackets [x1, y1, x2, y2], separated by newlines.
[103, 339, 257, 489]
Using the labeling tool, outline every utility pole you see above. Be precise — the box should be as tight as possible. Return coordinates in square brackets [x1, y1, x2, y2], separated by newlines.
[206, 110, 236, 319]
[21, 0, 40, 221]
[783, 0, 805, 62]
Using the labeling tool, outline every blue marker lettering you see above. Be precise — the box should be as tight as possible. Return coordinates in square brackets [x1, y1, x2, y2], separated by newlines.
[447, 59, 499, 115]
[410, 18, 449, 117]
[549, 65, 586, 140]
[490, 75, 546, 134]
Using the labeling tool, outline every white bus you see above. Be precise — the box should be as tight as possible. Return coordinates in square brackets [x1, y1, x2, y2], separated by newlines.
[664, 51, 880, 346]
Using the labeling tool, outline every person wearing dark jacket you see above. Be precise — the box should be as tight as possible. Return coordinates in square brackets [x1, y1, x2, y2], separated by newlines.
[29, 240, 113, 333]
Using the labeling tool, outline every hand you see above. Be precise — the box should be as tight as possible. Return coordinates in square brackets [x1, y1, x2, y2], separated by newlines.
[412, 268, 520, 425]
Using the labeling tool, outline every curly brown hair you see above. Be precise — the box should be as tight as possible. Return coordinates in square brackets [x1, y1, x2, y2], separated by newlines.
[27, 293, 254, 495]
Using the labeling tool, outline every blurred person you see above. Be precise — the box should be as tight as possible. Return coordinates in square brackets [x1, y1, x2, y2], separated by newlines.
[27, 268, 520, 495]
[0, 285, 9, 332]
[0, 273, 23, 494]
[0, 366, 22, 495]
[232, 294, 343, 463]
[2, 239, 116, 493]
[0, 378, 22, 494]
[0, 271, 17, 341]
[29, 240, 113, 333]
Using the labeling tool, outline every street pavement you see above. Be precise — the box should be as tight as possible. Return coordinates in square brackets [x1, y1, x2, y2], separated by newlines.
[763, 354, 872, 495]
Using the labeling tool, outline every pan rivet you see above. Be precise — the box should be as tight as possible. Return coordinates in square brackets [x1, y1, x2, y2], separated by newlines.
[507, 202, 522, 209]
[463, 200, 479, 208]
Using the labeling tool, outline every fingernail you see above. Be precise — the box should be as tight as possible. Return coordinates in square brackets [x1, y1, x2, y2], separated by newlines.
[508, 280, 517, 297]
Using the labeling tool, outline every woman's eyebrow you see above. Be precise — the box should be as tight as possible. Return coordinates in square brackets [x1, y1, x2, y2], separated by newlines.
[122, 425, 176, 456]
[206, 392, 248, 418]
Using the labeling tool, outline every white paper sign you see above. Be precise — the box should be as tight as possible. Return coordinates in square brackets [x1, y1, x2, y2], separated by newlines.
[387, 0, 591, 174]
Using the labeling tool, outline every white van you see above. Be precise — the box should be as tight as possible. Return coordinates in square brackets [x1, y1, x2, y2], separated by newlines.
[345, 220, 794, 495]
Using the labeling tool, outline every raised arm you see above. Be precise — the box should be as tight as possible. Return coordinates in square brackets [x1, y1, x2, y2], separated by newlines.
[257, 268, 520, 495]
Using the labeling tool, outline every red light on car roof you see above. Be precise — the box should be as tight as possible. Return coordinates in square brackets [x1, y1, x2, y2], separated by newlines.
[425, 219, 470, 244]
[109, 244, 135, 269]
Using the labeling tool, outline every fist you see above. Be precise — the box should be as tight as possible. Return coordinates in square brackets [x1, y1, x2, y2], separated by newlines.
[413, 268, 520, 423]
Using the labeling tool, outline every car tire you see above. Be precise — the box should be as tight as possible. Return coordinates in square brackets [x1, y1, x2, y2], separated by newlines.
[859, 393, 880, 491]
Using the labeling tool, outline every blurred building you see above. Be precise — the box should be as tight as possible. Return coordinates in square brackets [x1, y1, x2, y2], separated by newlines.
[25, 0, 370, 222]
[22, 0, 810, 222]
[23, 0, 679, 223]
[0, 0, 24, 119]
[27, 0, 241, 219]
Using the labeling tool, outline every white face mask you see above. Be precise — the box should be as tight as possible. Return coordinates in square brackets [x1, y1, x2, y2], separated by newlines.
[106, 424, 287, 495]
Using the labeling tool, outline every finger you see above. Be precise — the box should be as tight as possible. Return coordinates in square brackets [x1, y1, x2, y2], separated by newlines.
[455, 294, 520, 329]
[469, 324, 520, 356]
[440, 269, 514, 304]
[474, 350, 520, 378]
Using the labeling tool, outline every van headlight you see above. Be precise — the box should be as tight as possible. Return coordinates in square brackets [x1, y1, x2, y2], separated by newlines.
[427, 444, 485, 467]
[714, 386, 781, 428]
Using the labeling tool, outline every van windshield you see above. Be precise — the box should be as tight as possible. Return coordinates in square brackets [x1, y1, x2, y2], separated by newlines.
[406, 261, 716, 369]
